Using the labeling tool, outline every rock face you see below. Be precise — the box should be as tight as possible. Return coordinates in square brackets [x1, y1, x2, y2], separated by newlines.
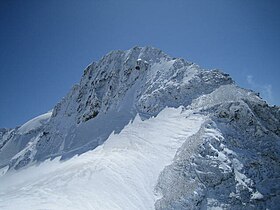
[0, 46, 279, 209]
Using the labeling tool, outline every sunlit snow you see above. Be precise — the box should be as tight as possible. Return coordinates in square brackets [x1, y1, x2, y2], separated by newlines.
[0, 107, 205, 210]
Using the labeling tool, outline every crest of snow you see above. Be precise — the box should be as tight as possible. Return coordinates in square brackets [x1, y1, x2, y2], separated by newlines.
[190, 84, 261, 109]
[17, 112, 52, 135]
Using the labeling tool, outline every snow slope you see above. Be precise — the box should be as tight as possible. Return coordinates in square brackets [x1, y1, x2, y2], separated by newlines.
[0, 107, 205, 210]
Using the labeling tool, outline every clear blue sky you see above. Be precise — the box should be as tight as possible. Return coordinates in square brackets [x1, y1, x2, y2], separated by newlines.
[0, 0, 279, 128]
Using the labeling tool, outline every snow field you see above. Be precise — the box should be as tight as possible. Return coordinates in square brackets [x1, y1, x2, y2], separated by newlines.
[0, 107, 205, 210]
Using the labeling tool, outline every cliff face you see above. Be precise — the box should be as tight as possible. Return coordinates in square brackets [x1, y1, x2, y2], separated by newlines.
[0, 47, 279, 209]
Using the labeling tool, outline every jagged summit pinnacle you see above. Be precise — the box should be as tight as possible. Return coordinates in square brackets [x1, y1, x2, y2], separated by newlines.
[105, 46, 170, 59]
[87, 46, 191, 76]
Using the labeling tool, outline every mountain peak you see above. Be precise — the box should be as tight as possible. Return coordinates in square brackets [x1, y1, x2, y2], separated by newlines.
[1, 46, 234, 169]
[1, 47, 279, 209]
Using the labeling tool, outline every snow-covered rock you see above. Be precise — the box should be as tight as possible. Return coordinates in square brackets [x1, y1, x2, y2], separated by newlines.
[0, 46, 279, 209]
[155, 86, 280, 209]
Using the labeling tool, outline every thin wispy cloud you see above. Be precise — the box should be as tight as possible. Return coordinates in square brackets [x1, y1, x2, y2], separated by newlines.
[246, 75, 274, 104]
[246, 75, 254, 86]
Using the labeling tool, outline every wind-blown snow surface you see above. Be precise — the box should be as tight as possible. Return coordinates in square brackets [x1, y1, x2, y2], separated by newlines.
[0, 46, 279, 209]
[0, 107, 205, 210]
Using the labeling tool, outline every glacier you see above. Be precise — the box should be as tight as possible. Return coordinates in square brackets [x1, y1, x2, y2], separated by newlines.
[0, 46, 279, 209]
